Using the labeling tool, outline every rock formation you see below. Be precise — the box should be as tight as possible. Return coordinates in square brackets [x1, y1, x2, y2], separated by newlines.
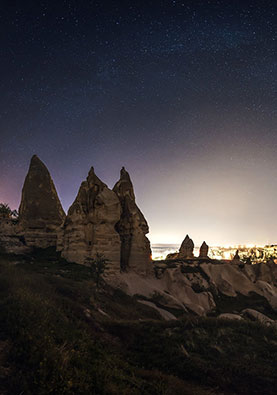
[2, 155, 277, 322]
[0, 217, 29, 255]
[113, 167, 152, 275]
[18, 155, 65, 248]
[199, 241, 209, 258]
[59, 167, 121, 271]
[113, 259, 277, 317]
[178, 235, 194, 259]
[232, 250, 240, 262]
[165, 252, 178, 260]
[241, 308, 274, 325]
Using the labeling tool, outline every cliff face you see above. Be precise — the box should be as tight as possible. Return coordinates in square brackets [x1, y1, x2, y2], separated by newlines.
[59, 167, 122, 271]
[113, 167, 152, 275]
[18, 155, 65, 248]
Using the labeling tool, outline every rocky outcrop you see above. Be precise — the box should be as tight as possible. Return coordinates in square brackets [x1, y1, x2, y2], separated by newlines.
[199, 241, 209, 258]
[109, 266, 216, 317]
[165, 252, 178, 260]
[112, 260, 277, 317]
[0, 218, 29, 255]
[113, 167, 152, 275]
[18, 155, 65, 248]
[200, 262, 277, 311]
[3, 155, 277, 322]
[232, 250, 241, 262]
[241, 309, 275, 325]
[59, 167, 121, 271]
[178, 235, 194, 259]
[201, 263, 256, 297]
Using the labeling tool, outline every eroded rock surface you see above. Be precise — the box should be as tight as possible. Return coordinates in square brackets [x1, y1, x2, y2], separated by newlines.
[199, 241, 209, 258]
[60, 167, 121, 271]
[178, 235, 194, 259]
[218, 313, 244, 321]
[113, 167, 152, 275]
[0, 218, 29, 254]
[242, 309, 274, 325]
[18, 155, 65, 248]
[108, 259, 277, 319]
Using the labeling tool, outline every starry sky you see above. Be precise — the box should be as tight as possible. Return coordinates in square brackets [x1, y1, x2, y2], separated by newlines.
[0, 0, 276, 246]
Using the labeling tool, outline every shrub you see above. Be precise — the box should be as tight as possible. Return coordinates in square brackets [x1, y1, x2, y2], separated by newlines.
[85, 253, 108, 289]
[0, 203, 18, 219]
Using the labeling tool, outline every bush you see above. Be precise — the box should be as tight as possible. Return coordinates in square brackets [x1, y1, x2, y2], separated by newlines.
[0, 203, 18, 219]
[85, 253, 108, 289]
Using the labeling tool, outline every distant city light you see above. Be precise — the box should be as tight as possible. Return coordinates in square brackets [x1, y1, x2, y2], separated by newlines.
[151, 243, 277, 262]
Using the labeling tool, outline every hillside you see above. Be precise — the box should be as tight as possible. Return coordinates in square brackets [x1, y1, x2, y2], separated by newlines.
[0, 253, 277, 395]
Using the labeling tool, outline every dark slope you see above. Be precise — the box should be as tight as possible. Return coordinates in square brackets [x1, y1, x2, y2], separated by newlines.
[0, 254, 276, 395]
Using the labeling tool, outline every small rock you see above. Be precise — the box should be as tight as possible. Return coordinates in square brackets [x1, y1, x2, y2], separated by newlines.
[241, 308, 274, 326]
[218, 313, 243, 321]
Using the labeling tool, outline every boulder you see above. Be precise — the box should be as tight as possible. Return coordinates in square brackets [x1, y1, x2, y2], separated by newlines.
[18, 155, 65, 248]
[137, 300, 177, 321]
[241, 309, 274, 326]
[60, 167, 121, 271]
[162, 268, 215, 315]
[201, 263, 256, 297]
[165, 252, 178, 260]
[218, 313, 244, 321]
[178, 235, 194, 259]
[199, 241, 209, 258]
[111, 268, 215, 316]
[254, 280, 277, 310]
[253, 263, 277, 286]
[113, 167, 152, 275]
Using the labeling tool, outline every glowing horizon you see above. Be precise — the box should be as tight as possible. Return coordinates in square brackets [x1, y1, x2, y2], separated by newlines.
[1, 188, 276, 249]
[149, 239, 267, 249]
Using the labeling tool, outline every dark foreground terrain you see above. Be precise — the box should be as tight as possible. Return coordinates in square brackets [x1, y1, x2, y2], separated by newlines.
[0, 253, 276, 395]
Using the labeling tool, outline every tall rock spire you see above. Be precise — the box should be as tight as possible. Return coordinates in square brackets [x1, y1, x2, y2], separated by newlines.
[18, 155, 65, 248]
[60, 167, 121, 271]
[113, 167, 152, 275]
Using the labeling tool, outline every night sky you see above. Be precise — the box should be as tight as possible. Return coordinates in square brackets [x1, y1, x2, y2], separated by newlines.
[1, 1, 276, 246]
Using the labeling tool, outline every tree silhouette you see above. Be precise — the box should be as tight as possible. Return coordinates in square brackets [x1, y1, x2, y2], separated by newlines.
[0, 203, 18, 219]
[85, 253, 108, 289]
